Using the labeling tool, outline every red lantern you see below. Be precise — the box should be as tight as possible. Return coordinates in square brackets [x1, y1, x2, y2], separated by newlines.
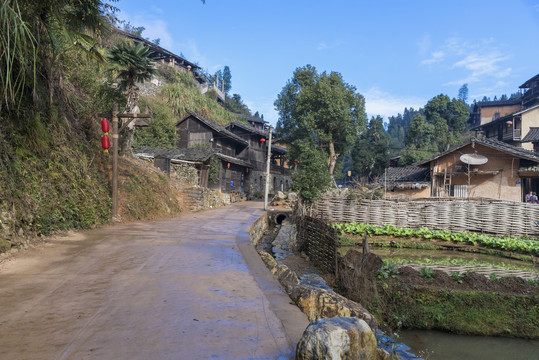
[101, 118, 110, 134]
[246, 167, 249, 173]
[227, 162, 230, 168]
[260, 138, 266, 143]
[101, 135, 110, 153]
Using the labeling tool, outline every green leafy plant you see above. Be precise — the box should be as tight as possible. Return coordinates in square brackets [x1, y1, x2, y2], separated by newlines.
[419, 267, 435, 281]
[332, 222, 539, 255]
[377, 262, 399, 281]
[489, 273, 501, 282]
[450, 271, 466, 284]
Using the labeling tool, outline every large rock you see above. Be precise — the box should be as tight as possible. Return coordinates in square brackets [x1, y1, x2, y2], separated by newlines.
[289, 284, 378, 331]
[287, 192, 298, 201]
[296, 317, 390, 360]
[258, 250, 299, 291]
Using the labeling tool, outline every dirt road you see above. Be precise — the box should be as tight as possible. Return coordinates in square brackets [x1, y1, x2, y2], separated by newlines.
[0, 201, 308, 360]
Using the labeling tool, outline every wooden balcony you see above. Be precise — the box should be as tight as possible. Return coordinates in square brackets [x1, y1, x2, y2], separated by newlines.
[502, 127, 521, 141]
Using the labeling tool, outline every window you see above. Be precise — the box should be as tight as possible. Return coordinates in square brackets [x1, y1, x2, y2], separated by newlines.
[450, 185, 467, 198]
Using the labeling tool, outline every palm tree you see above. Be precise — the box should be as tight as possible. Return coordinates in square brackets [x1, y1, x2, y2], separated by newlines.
[1, 0, 112, 110]
[106, 41, 156, 156]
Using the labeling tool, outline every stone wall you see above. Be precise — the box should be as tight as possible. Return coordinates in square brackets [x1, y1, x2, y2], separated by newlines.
[171, 163, 199, 186]
[246, 169, 292, 197]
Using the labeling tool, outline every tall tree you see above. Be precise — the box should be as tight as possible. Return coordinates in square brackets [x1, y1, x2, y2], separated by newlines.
[458, 83, 469, 103]
[351, 116, 390, 182]
[275, 64, 366, 177]
[222, 66, 232, 95]
[107, 41, 156, 156]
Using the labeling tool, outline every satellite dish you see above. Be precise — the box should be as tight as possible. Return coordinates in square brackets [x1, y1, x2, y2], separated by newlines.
[460, 153, 488, 165]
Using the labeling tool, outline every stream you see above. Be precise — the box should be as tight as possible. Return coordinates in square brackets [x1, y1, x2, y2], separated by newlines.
[398, 329, 539, 360]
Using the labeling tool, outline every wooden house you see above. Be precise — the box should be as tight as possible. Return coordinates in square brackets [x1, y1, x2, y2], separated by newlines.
[413, 137, 539, 202]
[226, 120, 291, 194]
[135, 112, 291, 195]
[471, 74, 539, 151]
[176, 113, 250, 193]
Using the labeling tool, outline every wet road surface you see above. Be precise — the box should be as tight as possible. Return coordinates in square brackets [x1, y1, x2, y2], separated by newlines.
[0, 201, 308, 360]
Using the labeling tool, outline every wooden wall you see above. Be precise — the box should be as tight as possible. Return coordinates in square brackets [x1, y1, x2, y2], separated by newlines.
[429, 143, 523, 202]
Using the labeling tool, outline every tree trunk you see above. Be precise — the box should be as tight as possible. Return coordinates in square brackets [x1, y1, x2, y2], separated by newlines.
[119, 85, 140, 157]
[327, 140, 339, 177]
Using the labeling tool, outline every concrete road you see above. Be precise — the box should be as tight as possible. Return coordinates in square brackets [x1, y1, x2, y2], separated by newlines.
[0, 201, 308, 360]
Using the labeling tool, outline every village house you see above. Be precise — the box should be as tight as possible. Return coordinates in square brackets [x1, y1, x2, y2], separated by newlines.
[225, 119, 290, 195]
[410, 137, 539, 202]
[471, 74, 539, 151]
[135, 113, 291, 196]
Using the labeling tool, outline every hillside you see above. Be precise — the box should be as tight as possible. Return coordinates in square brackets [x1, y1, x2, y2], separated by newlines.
[0, 8, 246, 254]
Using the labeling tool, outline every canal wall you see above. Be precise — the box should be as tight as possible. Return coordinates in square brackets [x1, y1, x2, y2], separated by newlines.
[293, 214, 539, 339]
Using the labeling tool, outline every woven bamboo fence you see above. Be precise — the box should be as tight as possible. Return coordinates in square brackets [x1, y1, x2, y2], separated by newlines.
[311, 196, 539, 238]
[296, 215, 340, 274]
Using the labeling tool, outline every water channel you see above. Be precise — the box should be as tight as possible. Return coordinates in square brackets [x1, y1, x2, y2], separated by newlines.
[398, 329, 539, 360]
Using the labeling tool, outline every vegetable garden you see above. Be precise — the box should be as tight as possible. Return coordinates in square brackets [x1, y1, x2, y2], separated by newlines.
[333, 222, 539, 256]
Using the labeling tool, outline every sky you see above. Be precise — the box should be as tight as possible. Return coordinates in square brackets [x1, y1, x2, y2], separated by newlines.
[116, 0, 539, 126]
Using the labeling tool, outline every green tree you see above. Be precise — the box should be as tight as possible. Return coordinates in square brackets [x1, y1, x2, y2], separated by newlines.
[106, 41, 156, 156]
[222, 66, 232, 95]
[289, 139, 332, 204]
[424, 94, 469, 151]
[458, 83, 469, 103]
[351, 116, 390, 182]
[275, 64, 366, 177]
[400, 113, 438, 166]
[1, 0, 115, 110]
[225, 93, 251, 116]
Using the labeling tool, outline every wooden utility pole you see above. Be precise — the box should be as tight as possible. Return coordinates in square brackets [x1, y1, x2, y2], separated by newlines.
[99, 104, 152, 221]
[264, 126, 273, 210]
[112, 104, 119, 219]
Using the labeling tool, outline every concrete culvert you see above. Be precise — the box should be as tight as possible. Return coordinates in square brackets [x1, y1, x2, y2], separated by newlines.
[275, 214, 287, 224]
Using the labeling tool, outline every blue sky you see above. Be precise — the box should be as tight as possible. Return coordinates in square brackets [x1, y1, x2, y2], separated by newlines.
[117, 0, 539, 126]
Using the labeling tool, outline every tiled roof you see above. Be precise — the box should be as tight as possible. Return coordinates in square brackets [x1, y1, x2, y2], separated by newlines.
[414, 137, 539, 166]
[378, 166, 430, 183]
[112, 27, 201, 71]
[176, 112, 249, 147]
[522, 127, 539, 142]
[134, 146, 217, 162]
[271, 144, 287, 154]
[474, 98, 522, 107]
[519, 74, 539, 88]
[245, 115, 267, 125]
[227, 120, 268, 137]
[216, 153, 252, 168]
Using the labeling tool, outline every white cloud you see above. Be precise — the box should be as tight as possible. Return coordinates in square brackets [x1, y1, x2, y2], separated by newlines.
[421, 51, 445, 65]
[317, 43, 328, 51]
[364, 88, 426, 120]
[316, 40, 342, 51]
[417, 34, 431, 57]
[420, 36, 513, 89]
